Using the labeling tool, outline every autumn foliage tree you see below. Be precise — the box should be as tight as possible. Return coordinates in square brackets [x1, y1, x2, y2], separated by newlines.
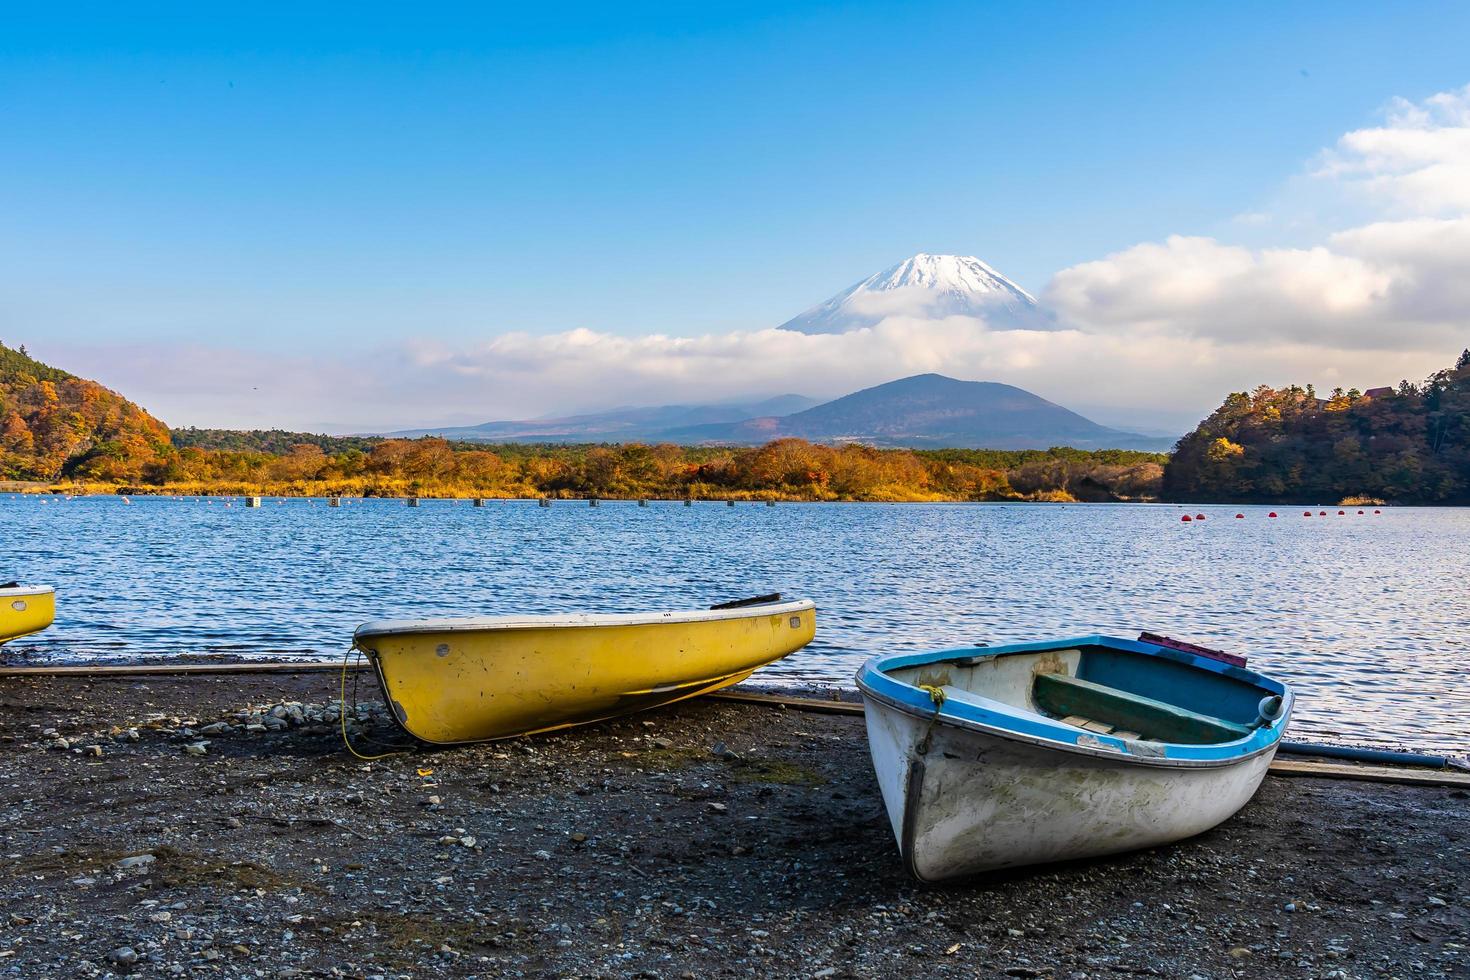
[0, 341, 172, 481]
[1163, 349, 1470, 503]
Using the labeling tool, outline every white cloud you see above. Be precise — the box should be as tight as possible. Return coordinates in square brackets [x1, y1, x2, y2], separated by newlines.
[1316, 84, 1470, 214]
[1046, 84, 1470, 380]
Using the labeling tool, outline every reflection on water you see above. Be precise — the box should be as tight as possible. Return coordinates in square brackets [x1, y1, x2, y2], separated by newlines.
[3, 496, 1467, 753]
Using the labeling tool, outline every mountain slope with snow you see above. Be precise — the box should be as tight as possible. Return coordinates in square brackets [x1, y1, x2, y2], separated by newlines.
[778, 253, 1050, 333]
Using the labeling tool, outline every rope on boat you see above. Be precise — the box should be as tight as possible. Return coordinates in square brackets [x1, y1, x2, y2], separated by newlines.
[338, 646, 407, 762]
[913, 684, 948, 756]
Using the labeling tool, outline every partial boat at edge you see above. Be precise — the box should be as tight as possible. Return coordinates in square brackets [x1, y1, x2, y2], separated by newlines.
[0, 584, 55, 646]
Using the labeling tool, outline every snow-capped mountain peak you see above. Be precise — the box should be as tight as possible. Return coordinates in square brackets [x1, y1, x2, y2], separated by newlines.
[777, 253, 1048, 334]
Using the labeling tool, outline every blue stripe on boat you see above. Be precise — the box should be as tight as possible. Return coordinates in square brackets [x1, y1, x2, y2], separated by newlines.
[855, 634, 1292, 765]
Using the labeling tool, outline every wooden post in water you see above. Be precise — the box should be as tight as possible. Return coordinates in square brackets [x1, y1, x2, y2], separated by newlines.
[407, 497, 420, 507]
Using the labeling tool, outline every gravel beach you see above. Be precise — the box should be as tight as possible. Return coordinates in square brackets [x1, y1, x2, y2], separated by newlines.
[0, 670, 1465, 979]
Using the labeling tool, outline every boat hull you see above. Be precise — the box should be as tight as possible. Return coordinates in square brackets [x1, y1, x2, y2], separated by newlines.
[355, 601, 816, 743]
[0, 586, 55, 646]
[862, 693, 1276, 881]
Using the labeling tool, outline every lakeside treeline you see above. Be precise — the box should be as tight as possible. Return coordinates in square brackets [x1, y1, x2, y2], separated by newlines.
[108, 440, 1166, 502]
[1166, 349, 1470, 504]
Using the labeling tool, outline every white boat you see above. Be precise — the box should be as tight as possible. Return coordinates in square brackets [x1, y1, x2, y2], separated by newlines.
[855, 634, 1292, 881]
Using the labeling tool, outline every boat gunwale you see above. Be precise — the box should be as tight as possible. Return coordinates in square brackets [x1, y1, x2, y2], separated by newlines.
[855, 634, 1293, 770]
[353, 598, 815, 642]
[0, 585, 54, 599]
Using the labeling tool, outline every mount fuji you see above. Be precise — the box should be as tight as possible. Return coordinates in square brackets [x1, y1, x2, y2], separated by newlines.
[777, 253, 1051, 333]
[375, 253, 1170, 449]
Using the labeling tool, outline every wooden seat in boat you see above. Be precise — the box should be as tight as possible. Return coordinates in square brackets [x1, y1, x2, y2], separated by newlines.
[1033, 672, 1252, 745]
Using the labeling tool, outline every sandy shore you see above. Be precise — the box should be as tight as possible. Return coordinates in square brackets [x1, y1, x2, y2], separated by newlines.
[0, 670, 1465, 978]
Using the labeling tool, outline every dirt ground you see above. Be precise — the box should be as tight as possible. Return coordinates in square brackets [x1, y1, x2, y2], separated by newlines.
[0, 670, 1465, 979]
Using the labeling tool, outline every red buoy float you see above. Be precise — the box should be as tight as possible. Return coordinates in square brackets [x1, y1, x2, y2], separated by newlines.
[1235, 513, 1244, 519]
[1374, 509, 1382, 514]
[1268, 512, 1278, 517]
[1181, 515, 1192, 522]
[1338, 510, 1346, 515]
[1303, 511, 1311, 517]
[1195, 514, 1206, 521]
[1319, 511, 1327, 516]
[1357, 510, 1364, 515]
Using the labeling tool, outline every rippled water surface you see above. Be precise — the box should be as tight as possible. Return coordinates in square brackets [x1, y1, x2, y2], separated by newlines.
[4, 496, 1467, 753]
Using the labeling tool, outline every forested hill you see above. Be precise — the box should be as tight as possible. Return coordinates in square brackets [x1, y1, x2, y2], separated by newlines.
[1163, 349, 1470, 503]
[0, 341, 172, 481]
[172, 427, 383, 455]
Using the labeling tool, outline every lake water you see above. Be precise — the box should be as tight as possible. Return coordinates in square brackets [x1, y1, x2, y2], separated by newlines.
[4, 495, 1467, 754]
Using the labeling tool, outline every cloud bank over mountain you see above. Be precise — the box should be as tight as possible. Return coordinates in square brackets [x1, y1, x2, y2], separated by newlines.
[43, 83, 1470, 433]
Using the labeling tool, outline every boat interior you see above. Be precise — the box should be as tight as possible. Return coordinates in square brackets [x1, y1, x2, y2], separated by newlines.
[891, 643, 1277, 746]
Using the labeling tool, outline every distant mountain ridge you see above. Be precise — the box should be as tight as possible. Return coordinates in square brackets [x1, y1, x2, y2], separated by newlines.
[384, 394, 819, 443]
[384, 374, 1169, 451]
[664, 375, 1168, 450]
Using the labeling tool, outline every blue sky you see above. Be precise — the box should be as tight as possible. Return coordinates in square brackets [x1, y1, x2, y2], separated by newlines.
[5, 2, 1470, 429]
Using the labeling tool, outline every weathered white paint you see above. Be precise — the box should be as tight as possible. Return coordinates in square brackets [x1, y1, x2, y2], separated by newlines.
[862, 694, 1277, 882]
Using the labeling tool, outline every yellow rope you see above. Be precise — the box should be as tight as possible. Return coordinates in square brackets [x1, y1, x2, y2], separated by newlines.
[339, 645, 405, 761]
[914, 683, 948, 755]
[917, 683, 946, 708]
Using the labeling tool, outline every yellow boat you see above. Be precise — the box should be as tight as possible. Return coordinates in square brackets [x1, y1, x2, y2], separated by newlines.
[353, 596, 816, 743]
[0, 584, 55, 646]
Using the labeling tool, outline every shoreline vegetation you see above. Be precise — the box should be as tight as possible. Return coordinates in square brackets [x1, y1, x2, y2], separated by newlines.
[1165, 349, 1470, 504]
[11, 441, 1169, 504]
[3, 341, 1467, 504]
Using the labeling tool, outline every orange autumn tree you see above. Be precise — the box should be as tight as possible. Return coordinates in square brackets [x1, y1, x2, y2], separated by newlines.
[0, 341, 172, 481]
